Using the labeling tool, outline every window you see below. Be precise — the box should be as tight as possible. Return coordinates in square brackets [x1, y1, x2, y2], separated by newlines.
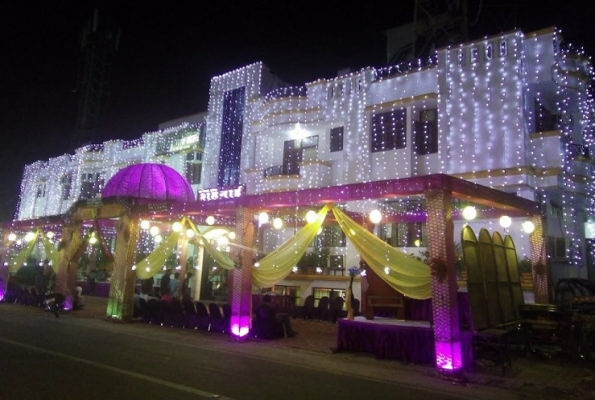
[186, 151, 203, 184]
[79, 172, 104, 200]
[329, 255, 344, 272]
[414, 109, 438, 155]
[330, 127, 344, 152]
[312, 287, 346, 307]
[313, 226, 346, 247]
[282, 135, 318, 174]
[458, 49, 466, 66]
[485, 43, 493, 61]
[499, 39, 507, 57]
[371, 109, 406, 152]
[60, 173, 72, 200]
[379, 222, 426, 247]
[269, 285, 301, 306]
[470, 47, 479, 63]
[36, 182, 46, 198]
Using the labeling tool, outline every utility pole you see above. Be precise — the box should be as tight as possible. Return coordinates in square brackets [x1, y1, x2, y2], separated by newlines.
[72, 8, 120, 149]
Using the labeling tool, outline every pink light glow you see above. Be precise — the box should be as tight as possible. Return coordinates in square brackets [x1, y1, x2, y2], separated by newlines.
[230, 315, 250, 337]
[435, 340, 463, 371]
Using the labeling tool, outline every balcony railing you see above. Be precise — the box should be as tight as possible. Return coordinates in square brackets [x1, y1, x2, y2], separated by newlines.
[264, 165, 300, 178]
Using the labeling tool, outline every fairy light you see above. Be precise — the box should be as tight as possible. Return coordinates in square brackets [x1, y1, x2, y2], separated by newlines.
[10, 26, 594, 283]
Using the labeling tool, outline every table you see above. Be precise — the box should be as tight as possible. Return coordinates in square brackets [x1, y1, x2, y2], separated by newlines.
[336, 317, 474, 369]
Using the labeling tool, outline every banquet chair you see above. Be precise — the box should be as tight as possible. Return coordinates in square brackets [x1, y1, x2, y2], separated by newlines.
[329, 296, 345, 323]
[194, 301, 211, 330]
[208, 303, 226, 332]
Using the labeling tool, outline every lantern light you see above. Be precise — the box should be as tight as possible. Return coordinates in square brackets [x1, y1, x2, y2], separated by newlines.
[206, 215, 215, 226]
[186, 229, 195, 238]
[149, 226, 160, 236]
[140, 220, 150, 230]
[8, 233, 17, 241]
[46, 231, 55, 239]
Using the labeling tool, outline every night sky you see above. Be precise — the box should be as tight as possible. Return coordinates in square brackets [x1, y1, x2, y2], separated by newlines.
[0, 1, 593, 221]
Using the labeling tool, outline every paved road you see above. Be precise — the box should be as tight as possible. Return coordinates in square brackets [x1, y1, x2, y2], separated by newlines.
[0, 303, 528, 400]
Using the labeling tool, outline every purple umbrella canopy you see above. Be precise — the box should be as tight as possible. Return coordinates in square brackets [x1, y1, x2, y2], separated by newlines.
[101, 163, 195, 202]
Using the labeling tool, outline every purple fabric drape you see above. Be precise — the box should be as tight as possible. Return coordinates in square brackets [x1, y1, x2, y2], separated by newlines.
[336, 319, 435, 364]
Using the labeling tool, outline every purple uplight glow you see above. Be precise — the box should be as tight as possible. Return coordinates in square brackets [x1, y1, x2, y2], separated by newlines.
[435, 340, 463, 371]
[230, 315, 250, 337]
[101, 163, 195, 202]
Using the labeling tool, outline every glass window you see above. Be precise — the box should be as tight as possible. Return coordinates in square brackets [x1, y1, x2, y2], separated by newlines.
[313, 287, 346, 307]
[371, 109, 406, 152]
[330, 127, 344, 152]
[414, 109, 438, 155]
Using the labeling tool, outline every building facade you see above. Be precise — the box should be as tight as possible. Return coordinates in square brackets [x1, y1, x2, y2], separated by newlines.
[15, 27, 594, 295]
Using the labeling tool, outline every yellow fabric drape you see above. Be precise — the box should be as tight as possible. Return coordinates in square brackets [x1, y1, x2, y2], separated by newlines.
[187, 219, 234, 270]
[252, 205, 329, 288]
[331, 206, 432, 299]
[41, 234, 60, 273]
[9, 229, 40, 273]
[135, 231, 181, 279]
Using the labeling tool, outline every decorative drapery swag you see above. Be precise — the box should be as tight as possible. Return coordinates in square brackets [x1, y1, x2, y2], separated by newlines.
[10, 205, 431, 299]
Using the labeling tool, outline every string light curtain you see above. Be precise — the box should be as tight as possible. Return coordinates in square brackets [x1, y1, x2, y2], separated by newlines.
[252, 205, 329, 288]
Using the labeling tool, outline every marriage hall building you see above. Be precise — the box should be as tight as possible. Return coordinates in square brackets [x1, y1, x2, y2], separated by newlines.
[13, 25, 595, 298]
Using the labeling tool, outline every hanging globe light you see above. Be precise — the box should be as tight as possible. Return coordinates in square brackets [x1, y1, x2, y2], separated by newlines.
[258, 212, 269, 225]
[305, 210, 317, 224]
[149, 226, 160, 236]
[24, 232, 36, 242]
[369, 209, 382, 224]
[8, 233, 17, 241]
[522, 221, 535, 234]
[499, 216, 512, 228]
[140, 220, 150, 230]
[273, 217, 283, 230]
[172, 221, 183, 232]
[206, 215, 215, 226]
[462, 206, 477, 221]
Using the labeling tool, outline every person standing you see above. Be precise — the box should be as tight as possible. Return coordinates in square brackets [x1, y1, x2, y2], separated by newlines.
[169, 272, 180, 297]
[87, 268, 97, 295]
[160, 269, 171, 297]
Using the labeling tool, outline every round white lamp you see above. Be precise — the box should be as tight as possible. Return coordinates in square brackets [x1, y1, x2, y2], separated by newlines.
[369, 209, 382, 224]
[273, 217, 283, 230]
[172, 221, 183, 232]
[206, 215, 215, 226]
[499, 216, 512, 228]
[522, 221, 535, 234]
[462, 206, 477, 221]
[140, 220, 150, 230]
[305, 210, 317, 224]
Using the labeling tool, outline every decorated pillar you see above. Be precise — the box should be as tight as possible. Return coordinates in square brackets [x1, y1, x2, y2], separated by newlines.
[425, 189, 462, 372]
[177, 235, 189, 300]
[528, 216, 550, 304]
[56, 222, 83, 296]
[107, 212, 139, 322]
[193, 244, 205, 301]
[0, 229, 11, 301]
[229, 206, 256, 338]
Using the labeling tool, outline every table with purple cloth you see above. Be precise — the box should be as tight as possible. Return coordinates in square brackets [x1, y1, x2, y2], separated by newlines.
[76, 281, 111, 297]
[336, 317, 474, 368]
